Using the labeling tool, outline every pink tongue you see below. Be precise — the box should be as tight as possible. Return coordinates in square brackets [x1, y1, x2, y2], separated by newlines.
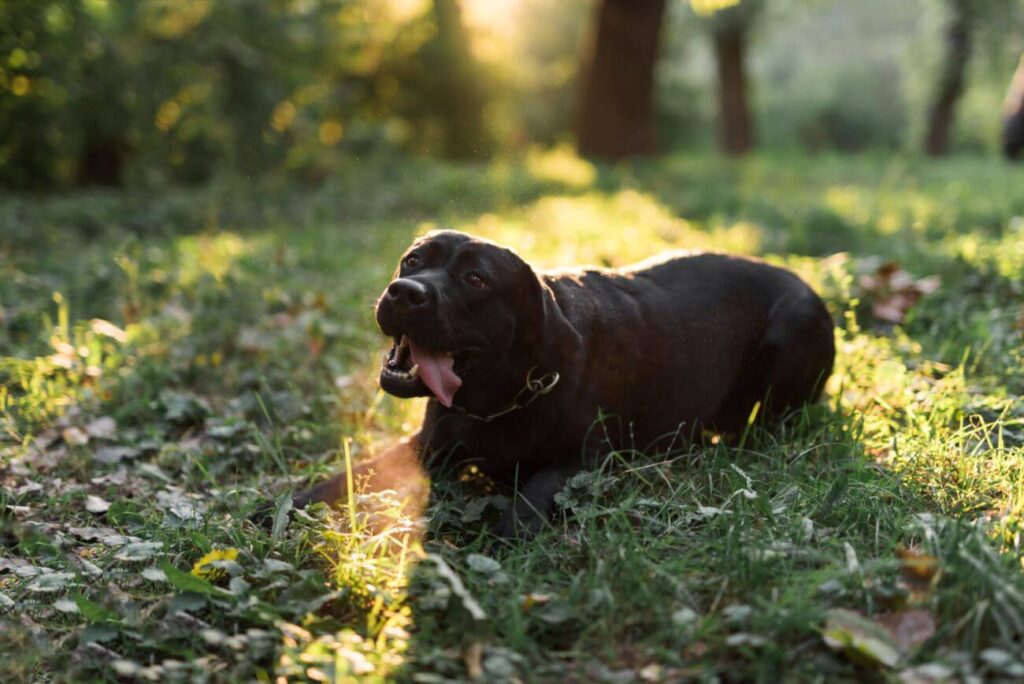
[409, 340, 462, 408]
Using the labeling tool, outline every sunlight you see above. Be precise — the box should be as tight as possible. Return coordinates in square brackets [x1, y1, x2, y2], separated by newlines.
[462, 0, 519, 62]
[525, 144, 597, 189]
[278, 440, 429, 682]
[457, 189, 762, 269]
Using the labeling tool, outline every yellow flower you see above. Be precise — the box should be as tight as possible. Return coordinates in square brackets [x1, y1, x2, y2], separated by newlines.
[191, 548, 239, 581]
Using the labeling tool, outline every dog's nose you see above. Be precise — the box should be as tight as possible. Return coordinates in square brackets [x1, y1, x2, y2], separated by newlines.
[386, 278, 430, 310]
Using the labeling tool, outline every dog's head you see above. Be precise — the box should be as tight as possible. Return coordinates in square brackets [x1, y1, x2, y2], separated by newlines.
[375, 230, 557, 409]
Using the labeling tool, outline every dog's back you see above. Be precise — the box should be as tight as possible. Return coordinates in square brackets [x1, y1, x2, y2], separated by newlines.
[543, 253, 834, 442]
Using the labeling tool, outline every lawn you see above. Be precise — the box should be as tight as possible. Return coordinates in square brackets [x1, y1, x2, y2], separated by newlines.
[2, 150, 1023, 682]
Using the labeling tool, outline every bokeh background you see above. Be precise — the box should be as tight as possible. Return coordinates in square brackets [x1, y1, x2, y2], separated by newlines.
[4, 2, 1024, 682]
[3, 0, 1024, 191]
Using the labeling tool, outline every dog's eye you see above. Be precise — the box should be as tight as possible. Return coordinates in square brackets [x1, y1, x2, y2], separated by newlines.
[403, 254, 420, 269]
[464, 272, 487, 289]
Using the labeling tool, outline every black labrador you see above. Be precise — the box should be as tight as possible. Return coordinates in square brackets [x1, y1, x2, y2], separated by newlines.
[293, 230, 835, 537]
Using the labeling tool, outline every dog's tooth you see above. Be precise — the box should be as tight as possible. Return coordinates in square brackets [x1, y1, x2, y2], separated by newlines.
[382, 351, 389, 367]
[409, 364, 419, 378]
[400, 335, 409, 349]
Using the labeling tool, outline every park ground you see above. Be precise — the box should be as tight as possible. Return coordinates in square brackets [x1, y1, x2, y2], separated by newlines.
[2, 151, 1024, 682]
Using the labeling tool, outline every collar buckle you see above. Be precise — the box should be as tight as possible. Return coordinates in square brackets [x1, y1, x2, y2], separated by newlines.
[453, 366, 560, 422]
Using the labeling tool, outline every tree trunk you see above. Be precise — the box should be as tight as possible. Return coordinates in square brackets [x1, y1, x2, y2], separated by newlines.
[76, 133, 123, 186]
[577, 0, 667, 160]
[713, 23, 753, 156]
[924, 0, 972, 157]
[430, 0, 490, 159]
[1002, 54, 1024, 160]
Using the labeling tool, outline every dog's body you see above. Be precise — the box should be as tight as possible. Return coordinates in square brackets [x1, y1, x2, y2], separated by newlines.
[295, 231, 835, 536]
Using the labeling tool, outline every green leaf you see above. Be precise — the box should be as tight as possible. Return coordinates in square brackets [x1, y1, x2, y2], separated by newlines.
[167, 591, 207, 613]
[79, 623, 119, 645]
[272, 493, 292, 541]
[73, 594, 120, 623]
[426, 553, 486, 621]
[159, 561, 221, 596]
[822, 608, 901, 669]
[466, 554, 502, 574]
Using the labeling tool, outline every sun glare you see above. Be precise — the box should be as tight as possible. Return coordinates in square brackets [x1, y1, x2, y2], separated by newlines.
[461, 0, 519, 62]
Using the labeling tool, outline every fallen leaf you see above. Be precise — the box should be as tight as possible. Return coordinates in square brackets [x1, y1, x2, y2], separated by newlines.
[262, 558, 293, 574]
[90, 319, 127, 343]
[466, 554, 502, 574]
[823, 608, 901, 669]
[85, 495, 111, 514]
[92, 446, 139, 465]
[156, 489, 207, 522]
[115, 542, 163, 562]
[62, 426, 89, 446]
[1, 557, 42, 581]
[896, 545, 940, 581]
[111, 660, 140, 677]
[520, 593, 552, 613]
[85, 417, 117, 440]
[858, 262, 940, 324]
[67, 526, 116, 541]
[877, 610, 935, 654]
[27, 572, 75, 593]
[899, 662, 956, 683]
[91, 469, 128, 486]
[639, 663, 663, 681]
[142, 567, 168, 583]
[464, 641, 483, 679]
[726, 633, 768, 648]
[672, 607, 699, 627]
[14, 481, 43, 496]
[896, 545, 940, 602]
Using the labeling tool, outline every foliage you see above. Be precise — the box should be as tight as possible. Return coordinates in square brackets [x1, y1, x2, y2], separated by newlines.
[0, 0, 498, 190]
[1, 151, 1023, 680]
[4, 0, 1024, 190]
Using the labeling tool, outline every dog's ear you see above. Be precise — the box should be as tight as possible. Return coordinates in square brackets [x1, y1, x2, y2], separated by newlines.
[514, 259, 581, 363]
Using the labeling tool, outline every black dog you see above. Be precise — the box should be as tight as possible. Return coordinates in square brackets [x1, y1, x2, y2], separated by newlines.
[294, 230, 835, 537]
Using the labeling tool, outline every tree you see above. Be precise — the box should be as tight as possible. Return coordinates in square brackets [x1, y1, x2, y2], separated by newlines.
[419, 0, 493, 159]
[576, 0, 667, 160]
[923, 0, 974, 156]
[702, 2, 760, 156]
[1002, 54, 1024, 159]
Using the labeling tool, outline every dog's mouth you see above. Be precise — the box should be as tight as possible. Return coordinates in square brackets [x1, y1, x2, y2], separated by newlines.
[380, 334, 467, 408]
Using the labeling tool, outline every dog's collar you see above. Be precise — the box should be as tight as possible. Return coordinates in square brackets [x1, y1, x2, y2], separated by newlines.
[451, 366, 560, 422]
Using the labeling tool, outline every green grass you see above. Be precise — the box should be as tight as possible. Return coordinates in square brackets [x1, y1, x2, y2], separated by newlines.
[2, 150, 1023, 682]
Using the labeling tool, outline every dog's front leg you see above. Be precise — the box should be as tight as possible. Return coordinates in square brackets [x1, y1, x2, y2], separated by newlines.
[292, 435, 426, 511]
[496, 464, 580, 539]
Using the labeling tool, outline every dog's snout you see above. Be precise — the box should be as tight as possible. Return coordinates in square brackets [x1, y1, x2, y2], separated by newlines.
[386, 278, 430, 310]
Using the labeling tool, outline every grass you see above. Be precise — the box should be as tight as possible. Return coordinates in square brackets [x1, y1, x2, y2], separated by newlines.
[2, 148, 1023, 682]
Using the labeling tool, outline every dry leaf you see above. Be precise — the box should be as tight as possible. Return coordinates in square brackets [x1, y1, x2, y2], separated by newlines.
[858, 262, 940, 324]
[85, 495, 111, 514]
[464, 641, 483, 679]
[520, 593, 552, 613]
[823, 607, 937, 669]
[896, 545, 941, 602]
[85, 417, 117, 440]
[823, 608, 901, 668]
[62, 427, 89, 446]
[877, 610, 935, 654]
